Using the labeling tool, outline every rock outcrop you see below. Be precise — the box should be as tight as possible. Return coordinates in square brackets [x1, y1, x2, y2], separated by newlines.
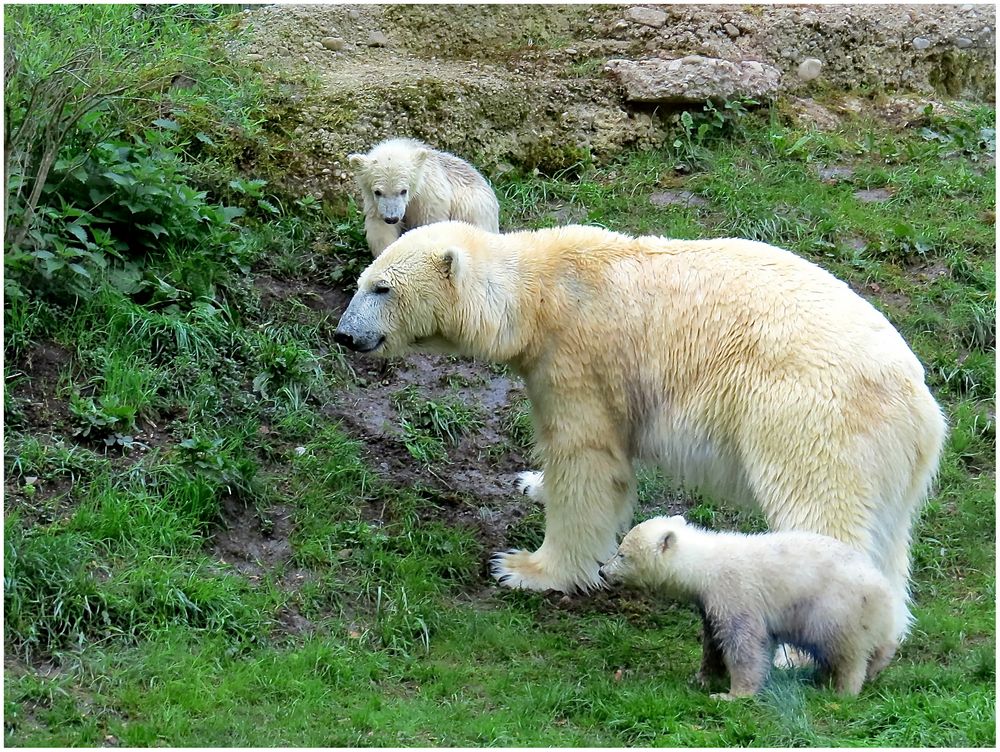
[604, 56, 782, 104]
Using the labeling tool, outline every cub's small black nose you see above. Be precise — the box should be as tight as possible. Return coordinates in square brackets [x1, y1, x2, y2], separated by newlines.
[384, 217, 400, 225]
[334, 330, 355, 350]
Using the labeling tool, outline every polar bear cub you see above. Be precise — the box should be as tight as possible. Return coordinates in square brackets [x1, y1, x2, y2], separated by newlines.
[348, 138, 500, 256]
[600, 516, 899, 699]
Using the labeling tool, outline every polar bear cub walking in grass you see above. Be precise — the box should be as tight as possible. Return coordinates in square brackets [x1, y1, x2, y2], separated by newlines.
[349, 138, 500, 256]
[600, 515, 900, 699]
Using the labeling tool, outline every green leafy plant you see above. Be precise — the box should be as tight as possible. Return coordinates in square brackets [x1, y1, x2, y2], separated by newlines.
[69, 392, 136, 446]
[671, 98, 756, 170]
[919, 104, 996, 156]
[173, 434, 257, 499]
[4, 5, 256, 307]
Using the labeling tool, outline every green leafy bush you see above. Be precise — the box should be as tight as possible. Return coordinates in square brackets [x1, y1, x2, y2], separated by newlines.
[4, 4, 259, 313]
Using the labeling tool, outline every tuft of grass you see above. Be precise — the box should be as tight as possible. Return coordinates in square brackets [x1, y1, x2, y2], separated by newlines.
[500, 397, 534, 453]
[4, 522, 110, 659]
[5, 436, 108, 485]
[391, 386, 484, 466]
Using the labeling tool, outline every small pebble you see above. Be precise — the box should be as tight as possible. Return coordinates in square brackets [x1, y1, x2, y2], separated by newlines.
[627, 6, 667, 28]
[367, 30, 389, 47]
[797, 58, 823, 81]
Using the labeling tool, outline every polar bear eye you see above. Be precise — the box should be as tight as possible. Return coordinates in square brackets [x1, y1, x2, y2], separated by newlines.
[400, 189, 408, 196]
[373, 284, 391, 295]
[374, 190, 382, 197]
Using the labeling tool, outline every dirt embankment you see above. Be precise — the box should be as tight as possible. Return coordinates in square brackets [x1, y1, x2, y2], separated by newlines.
[227, 3, 995, 199]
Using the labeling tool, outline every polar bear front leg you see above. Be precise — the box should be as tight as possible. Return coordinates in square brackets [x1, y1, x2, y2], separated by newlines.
[493, 446, 635, 592]
[365, 215, 402, 257]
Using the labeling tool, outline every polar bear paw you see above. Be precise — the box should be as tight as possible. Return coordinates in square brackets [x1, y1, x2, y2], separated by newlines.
[514, 470, 545, 502]
[490, 548, 605, 593]
[773, 644, 815, 669]
[490, 549, 556, 591]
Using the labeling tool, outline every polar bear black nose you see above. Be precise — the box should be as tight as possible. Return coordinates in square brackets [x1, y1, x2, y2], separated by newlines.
[334, 330, 357, 350]
[384, 217, 400, 225]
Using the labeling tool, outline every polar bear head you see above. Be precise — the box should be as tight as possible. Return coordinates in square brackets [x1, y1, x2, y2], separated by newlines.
[334, 221, 482, 357]
[349, 139, 431, 226]
[600, 515, 689, 590]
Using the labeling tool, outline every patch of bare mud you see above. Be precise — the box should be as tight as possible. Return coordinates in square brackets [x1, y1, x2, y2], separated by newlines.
[211, 495, 312, 587]
[325, 351, 533, 552]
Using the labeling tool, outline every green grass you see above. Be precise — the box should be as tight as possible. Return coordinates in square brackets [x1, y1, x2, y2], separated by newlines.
[391, 385, 485, 467]
[3, 8, 994, 744]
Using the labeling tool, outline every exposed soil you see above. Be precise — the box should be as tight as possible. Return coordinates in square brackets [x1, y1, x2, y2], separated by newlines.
[9, 342, 74, 435]
[226, 3, 995, 199]
[211, 496, 303, 584]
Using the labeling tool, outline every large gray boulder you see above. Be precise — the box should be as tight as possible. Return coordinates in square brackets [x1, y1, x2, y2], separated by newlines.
[604, 56, 782, 104]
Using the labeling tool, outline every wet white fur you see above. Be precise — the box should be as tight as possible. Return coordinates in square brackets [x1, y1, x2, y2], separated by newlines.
[336, 221, 946, 641]
[349, 138, 499, 256]
[601, 516, 900, 697]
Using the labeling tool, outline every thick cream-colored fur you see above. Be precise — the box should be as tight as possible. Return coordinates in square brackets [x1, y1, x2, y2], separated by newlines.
[601, 516, 899, 697]
[348, 138, 499, 256]
[334, 222, 946, 639]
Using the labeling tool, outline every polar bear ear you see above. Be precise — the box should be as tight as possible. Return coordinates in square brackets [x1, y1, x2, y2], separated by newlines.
[660, 531, 676, 553]
[348, 153, 368, 170]
[412, 148, 430, 168]
[667, 515, 687, 526]
[437, 246, 466, 280]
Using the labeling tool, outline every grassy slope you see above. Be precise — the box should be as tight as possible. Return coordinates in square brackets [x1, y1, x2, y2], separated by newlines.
[4, 24, 995, 748]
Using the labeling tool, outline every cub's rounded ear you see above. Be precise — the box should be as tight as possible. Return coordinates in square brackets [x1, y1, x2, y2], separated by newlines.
[438, 246, 466, 280]
[660, 531, 675, 552]
[412, 148, 430, 168]
[348, 153, 368, 169]
[666, 515, 687, 526]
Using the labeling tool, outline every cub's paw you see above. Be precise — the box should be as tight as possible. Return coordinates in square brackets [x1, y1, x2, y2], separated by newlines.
[693, 671, 716, 689]
[710, 692, 739, 702]
[514, 470, 544, 501]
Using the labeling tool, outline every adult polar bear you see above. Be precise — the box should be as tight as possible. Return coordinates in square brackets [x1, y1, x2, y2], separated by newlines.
[334, 222, 946, 639]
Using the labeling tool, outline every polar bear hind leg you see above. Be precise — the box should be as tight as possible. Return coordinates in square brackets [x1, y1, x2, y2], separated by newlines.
[514, 470, 545, 502]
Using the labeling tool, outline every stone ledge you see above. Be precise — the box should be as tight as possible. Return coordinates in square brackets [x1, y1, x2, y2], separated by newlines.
[605, 56, 782, 104]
